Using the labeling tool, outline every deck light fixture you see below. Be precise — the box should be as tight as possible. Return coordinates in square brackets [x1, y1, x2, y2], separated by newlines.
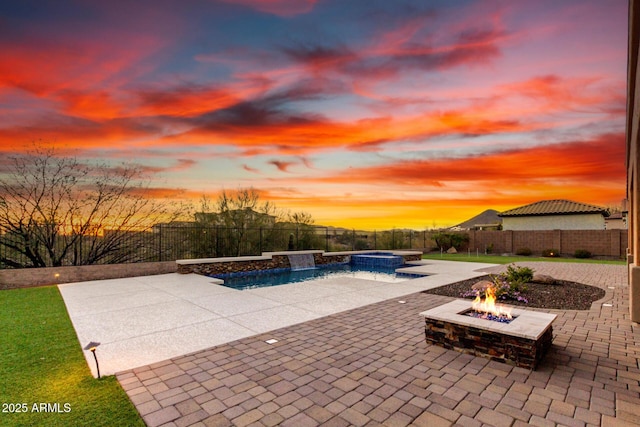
[83, 341, 101, 379]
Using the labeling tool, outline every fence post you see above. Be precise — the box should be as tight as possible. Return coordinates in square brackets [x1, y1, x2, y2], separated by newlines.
[325, 227, 329, 252]
[409, 231, 413, 249]
[215, 226, 219, 257]
[159, 224, 163, 262]
[374, 231, 377, 250]
[259, 227, 263, 253]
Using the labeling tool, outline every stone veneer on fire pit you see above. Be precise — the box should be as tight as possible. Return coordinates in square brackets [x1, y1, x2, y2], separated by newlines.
[420, 300, 556, 370]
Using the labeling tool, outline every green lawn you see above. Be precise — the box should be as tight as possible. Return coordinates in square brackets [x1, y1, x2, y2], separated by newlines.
[0, 286, 144, 427]
[422, 252, 626, 265]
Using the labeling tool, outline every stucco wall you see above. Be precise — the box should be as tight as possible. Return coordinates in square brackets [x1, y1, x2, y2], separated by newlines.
[502, 214, 605, 231]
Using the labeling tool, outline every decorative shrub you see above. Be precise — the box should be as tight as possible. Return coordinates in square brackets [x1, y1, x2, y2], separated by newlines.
[515, 247, 532, 256]
[574, 249, 591, 259]
[491, 275, 529, 303]
[504, 264, 534, 290]
[542, 249, 560, 257]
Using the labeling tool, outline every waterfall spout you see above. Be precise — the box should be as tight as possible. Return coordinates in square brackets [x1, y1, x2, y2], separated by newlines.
[287, 253, 316, 271]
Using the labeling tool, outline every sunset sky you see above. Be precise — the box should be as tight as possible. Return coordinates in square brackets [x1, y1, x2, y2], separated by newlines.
[0, 0, 628, 229]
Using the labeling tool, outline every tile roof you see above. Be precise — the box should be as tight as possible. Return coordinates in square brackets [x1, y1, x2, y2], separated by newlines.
[453, 209, 502, 229]
[498, 199, 607, 217]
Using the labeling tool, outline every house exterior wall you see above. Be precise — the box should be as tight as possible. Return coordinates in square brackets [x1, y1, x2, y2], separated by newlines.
[605, 218, 627, 230]
[627, 0, 640, 322]
[502, 214, 605, 231]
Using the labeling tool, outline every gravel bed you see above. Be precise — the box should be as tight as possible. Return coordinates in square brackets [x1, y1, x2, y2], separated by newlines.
[422, 275, 606, 310]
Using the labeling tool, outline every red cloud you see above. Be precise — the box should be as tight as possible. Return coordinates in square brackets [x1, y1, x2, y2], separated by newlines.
[268, 160, 295, 172]
[0, 30, 163, 118]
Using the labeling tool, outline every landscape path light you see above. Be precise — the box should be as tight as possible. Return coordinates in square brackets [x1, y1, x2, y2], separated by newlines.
[83, 341, 101, 379]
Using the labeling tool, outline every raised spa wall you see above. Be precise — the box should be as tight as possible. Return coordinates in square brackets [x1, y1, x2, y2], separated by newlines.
[176, 250, 422, 277]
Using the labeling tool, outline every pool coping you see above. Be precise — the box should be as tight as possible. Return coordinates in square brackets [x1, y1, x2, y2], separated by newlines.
[175, 249, 423, 265]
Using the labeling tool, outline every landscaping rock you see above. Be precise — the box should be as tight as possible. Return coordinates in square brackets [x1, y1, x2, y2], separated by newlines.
[446, 247, 457, 254]
[424, 274, 606, 310]
[532, 274, 557, 285]
[472, 280, 493, 292]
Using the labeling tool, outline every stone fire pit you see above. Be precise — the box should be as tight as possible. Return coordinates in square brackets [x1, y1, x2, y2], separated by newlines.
[420, 300, 556, 369]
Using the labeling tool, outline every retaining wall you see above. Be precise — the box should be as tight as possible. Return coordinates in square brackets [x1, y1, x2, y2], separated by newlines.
[0, 261, 177, 290]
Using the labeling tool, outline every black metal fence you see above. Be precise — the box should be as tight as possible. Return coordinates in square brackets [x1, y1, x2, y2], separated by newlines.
[0, 224, 436, 269]
[1, 223, 628, 269]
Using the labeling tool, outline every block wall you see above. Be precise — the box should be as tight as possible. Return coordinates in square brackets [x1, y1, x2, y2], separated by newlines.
[463, 229, 627, 258]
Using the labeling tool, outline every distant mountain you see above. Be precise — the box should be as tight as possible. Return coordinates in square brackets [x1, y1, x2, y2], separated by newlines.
[452, 209, 502, 230]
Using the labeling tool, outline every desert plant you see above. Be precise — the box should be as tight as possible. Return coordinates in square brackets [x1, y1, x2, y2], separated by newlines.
[503, 264, 533, 291]
[492, 274, 529, 302]
[574, 249, 592, 259]
[542, 248, 560, 257]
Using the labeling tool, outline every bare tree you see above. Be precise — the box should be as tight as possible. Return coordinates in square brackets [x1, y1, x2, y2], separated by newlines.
[285, 210, 320, 250]
[287, 211, 314, 226]
[215, 188, 281, 256]
[0, 144, 186, 268]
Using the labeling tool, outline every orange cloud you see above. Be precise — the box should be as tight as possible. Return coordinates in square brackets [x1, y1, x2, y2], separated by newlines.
[499, 74, 618, 113]
[314, 134, 625, 186]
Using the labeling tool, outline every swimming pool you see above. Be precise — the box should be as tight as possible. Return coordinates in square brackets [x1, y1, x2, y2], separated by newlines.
[213, 264, 420, 290]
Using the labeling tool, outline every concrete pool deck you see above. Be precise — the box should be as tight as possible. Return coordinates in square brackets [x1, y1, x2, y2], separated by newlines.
[59, 259, 496, 376]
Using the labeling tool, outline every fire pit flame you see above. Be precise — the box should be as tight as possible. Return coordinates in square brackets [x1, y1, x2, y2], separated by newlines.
[471, 286, 512, 321]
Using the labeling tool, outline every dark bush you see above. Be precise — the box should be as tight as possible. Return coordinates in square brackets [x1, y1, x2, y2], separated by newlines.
[515, 247, 532, 256]
[574, 249, 591, 259]
[542, 249, 560, 257]
[433, 232, 469, 250]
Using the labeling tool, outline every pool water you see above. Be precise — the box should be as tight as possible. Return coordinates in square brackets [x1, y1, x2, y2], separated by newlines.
[216, 264, 417, 290]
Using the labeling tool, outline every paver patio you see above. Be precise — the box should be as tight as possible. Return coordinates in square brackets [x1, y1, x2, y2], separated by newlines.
[116, 262, 639, 426]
